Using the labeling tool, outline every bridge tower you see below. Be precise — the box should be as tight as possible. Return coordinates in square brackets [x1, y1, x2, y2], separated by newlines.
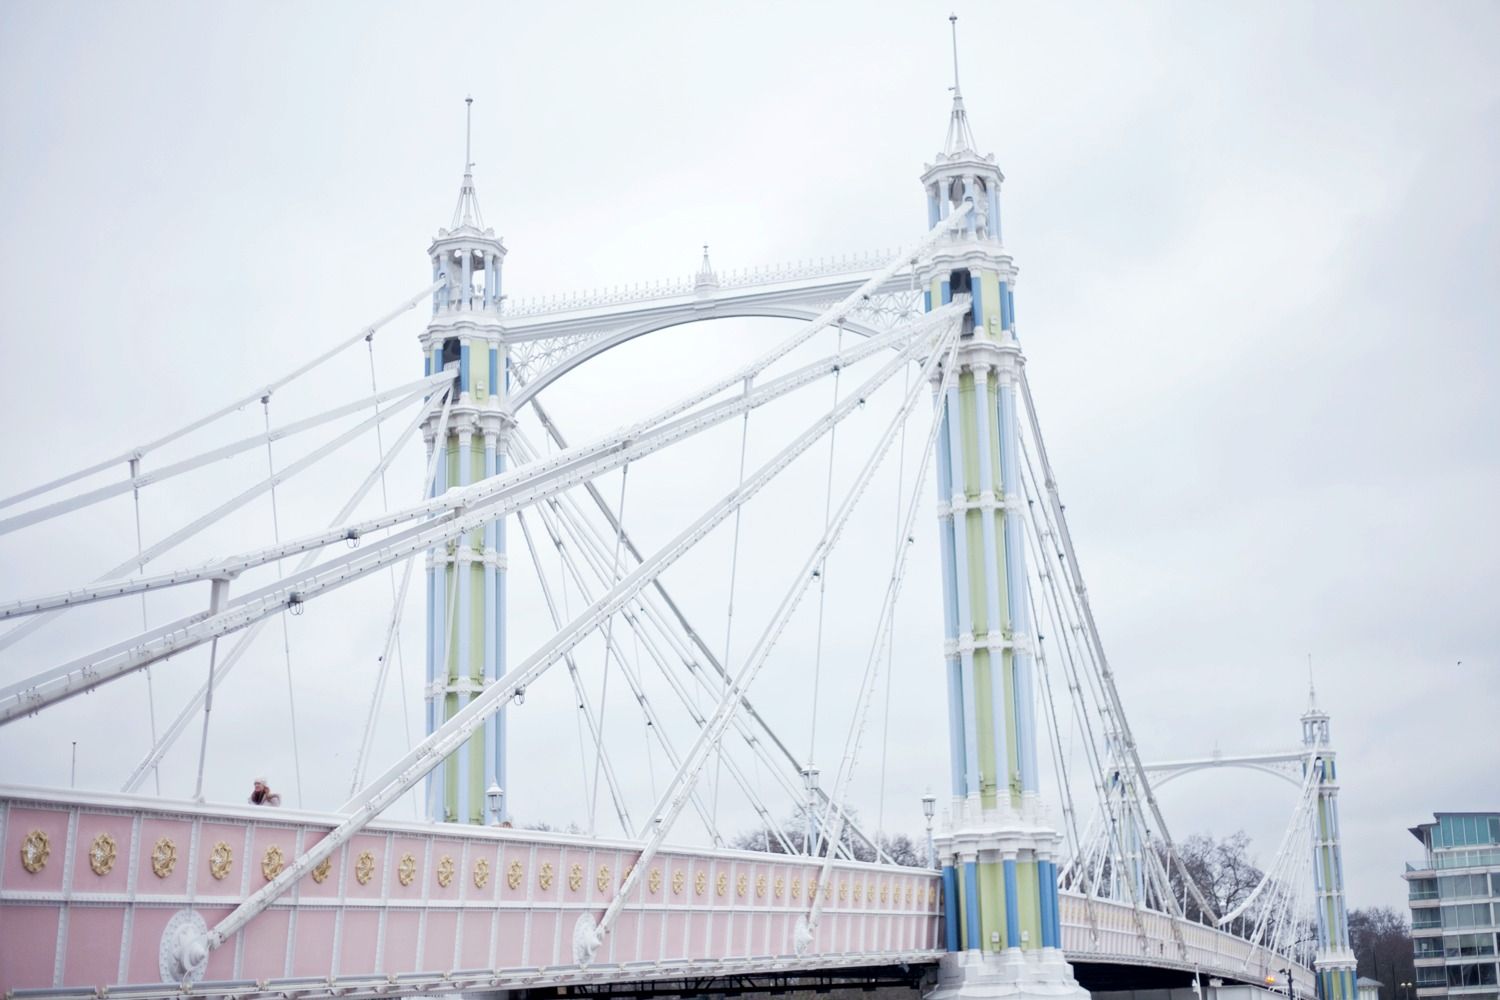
[1303, 688, 1357, 1000]
[924, 19, 1086, 1000]
[421, 98, 510, 824]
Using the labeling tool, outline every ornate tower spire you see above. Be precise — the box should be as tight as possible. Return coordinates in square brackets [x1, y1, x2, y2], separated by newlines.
[943, 14, 978, 156]
[452, 95, 486, 231]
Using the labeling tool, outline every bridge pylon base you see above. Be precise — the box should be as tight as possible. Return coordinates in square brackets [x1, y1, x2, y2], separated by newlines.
[926, 948, 1089, 1000]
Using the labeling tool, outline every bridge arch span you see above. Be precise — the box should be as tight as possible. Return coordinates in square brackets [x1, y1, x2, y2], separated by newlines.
[507, 304, 889, 409]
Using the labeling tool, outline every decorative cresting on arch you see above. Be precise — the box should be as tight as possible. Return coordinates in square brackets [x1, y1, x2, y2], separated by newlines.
[509, 305, 889, 408]
[499, 261, 926, 407]
[1139, 750, 1311, 789]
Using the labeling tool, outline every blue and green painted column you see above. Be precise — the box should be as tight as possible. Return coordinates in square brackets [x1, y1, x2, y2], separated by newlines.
[923, 141, 1064, 965]
[423, 223, 508, 825]
[1304, 701, 1357, 1000]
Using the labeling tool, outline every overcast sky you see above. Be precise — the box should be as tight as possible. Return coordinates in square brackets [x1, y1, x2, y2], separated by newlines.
[1, 2, 1497, 921]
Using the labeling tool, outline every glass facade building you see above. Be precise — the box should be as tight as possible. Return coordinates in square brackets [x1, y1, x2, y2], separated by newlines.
[1407, 813, 1500, 1000]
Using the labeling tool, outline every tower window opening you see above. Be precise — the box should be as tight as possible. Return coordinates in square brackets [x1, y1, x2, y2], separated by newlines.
[949, 269, 975, 337]
[441, 338, 462, 370]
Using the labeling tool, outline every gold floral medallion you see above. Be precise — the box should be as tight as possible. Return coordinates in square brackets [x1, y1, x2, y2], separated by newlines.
[568, 862, 583, 892]
[716, 872, 728, 897]
[311, 857, 332, 884]
[647, 867, 663, 894]
[436, 855, 455, 888]
[838, 880, 849, 902]
[791, 876, 802, 900]
[755, 874, 767, 898]
[397, 853, 418, 887]
[261, 845, 285, 881]
[150, 836, 176, 878]
[538, 861, 554, 890]
[354, 850, 376, 886]
[774, 876, 785, 899]
[597, 865, 611, 893]
[694, 870, 708, 896]
[208, 841, 234, 881]
[20, 830, 50, 874]
[474, 857, 490, 889]
[736, 873, 748, 898]
[853, 881, 864, 902]
[904, 883, 913, 905]
[89, 832, 117, 876]
[880, 882, 889, 904]
[507, 859, 524, 890]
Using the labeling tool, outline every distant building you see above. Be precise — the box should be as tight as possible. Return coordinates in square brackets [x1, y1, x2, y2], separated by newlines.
[1404, 813, 1500, 1000]
[1358, 977, 1383, 1000]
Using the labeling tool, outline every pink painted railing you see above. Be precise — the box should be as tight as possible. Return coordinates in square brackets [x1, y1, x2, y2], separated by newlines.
[0, 787, 942, 995]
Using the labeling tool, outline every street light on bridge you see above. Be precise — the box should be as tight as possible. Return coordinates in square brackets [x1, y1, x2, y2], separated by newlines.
[921, 793, 937, 869]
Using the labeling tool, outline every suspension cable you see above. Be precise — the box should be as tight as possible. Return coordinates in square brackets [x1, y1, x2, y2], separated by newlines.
[712, 377, 753, 842]
[587, 463, 630, 836]
[260, 396, 305, 808]
[875, 360, 910, 842]
[129, 457, 162, 796]
[806, 327, 844, 793]
[365, 336, 412, 758]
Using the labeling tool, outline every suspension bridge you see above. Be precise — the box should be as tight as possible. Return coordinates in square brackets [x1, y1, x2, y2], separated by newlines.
[0, 25, 1358, 1000]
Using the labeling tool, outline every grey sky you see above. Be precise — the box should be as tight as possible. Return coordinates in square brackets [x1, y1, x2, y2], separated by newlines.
[1, 1, 1497, 921]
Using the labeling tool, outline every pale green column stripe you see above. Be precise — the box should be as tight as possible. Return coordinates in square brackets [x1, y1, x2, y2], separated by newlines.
[974, 647, 997, 808]
[1018, 860, 1042, 950]
[980, 860, 1003, 951]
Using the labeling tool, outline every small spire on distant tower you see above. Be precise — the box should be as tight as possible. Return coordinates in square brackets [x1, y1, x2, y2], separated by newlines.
[452, 95, 486, 231]
[943, 14, 977, 155]
[1306, 653, 1317, 709]
[694, 243, 719, 292]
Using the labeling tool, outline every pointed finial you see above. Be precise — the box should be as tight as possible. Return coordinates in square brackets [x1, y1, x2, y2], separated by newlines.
[949, 14, 962, 97]
[1307, 653, 1316, 708]
[465, 95, 474, 172]
[941, 15, 977, 155]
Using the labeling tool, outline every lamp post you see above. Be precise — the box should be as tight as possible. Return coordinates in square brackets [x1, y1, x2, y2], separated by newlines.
[921, 793, 937, 869]
[486, 783, 504, 826]
[800, 766, 821, 855]
[1401, 981, 1413, 1000]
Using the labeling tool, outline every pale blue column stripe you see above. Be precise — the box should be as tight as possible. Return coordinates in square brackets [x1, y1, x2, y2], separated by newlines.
[494, 447, 508, 815]
[998, 381, 1040, 793]
[972, 372, 1007, 799]
[428, 448, 447, 820]
[488, 347, 499, 400]
[942, 865, 961, 952]
[1003, 859, 1021, 948]
[481, 438, 498, 808]
[935, 395, 964, 796]
[964, 862, 981, 951]
[987, 186, 1001, 242]
[944, 387, 980, 797]
[1044, 857, 1056, 953]
[456, 432, 473, 822]
[928, 186, 941, 229]
[945, 656, 965, 797]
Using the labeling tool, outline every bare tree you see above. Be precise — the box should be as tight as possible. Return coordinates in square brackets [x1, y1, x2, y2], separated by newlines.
[1349, 906, 1415, 1000]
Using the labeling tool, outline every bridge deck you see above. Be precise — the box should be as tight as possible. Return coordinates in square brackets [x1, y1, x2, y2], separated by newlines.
[0, 787, 1308, 998]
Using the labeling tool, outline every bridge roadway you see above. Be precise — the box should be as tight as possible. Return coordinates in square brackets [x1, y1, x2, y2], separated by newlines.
[0, 787, 1310, 998]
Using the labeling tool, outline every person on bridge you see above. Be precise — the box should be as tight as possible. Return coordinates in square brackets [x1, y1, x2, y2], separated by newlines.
[249, 777, 282, 806]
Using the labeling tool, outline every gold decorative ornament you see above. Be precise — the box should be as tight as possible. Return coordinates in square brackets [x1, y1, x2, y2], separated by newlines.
[354, 850, 376, 886]
[671, 869, 686, 895]
[647, 867, 662, 894]
[791, 877, 802, 900]
[880, 882, 889, 903]
[755, 874, 767, 898]
[568, 863, 583, 892]
[808, 879, 819, 901]
[736, 873, 748, 897]
[20, 830, 50, 874]
[695, 870, 707, 896]
[261, 845, 285, 881]
[538, 861, 554, 890]
[507, 860, 524, 890]
[311, 857, 332, 884]
[904, 884, 913, 904]
[397, 853, 418, 887]
[621, 864, 635, 886]
[474, 857, 490, 889]
[838, 880, 849, 902]
[436, 855, 455, 888]
[774, 876, 785, 899]
[208, 841, 234, 881]
[597, 865, 611, 893]
[853, 881, 863, 902]
[88, 832, 117, 876]
[150, 837, 177, 878]
[716, 872, 728, 897]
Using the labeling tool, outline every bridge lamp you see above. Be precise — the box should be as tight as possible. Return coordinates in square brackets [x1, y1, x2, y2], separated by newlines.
[486, 783, 504, 826]
[921, 793, 937, 869]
